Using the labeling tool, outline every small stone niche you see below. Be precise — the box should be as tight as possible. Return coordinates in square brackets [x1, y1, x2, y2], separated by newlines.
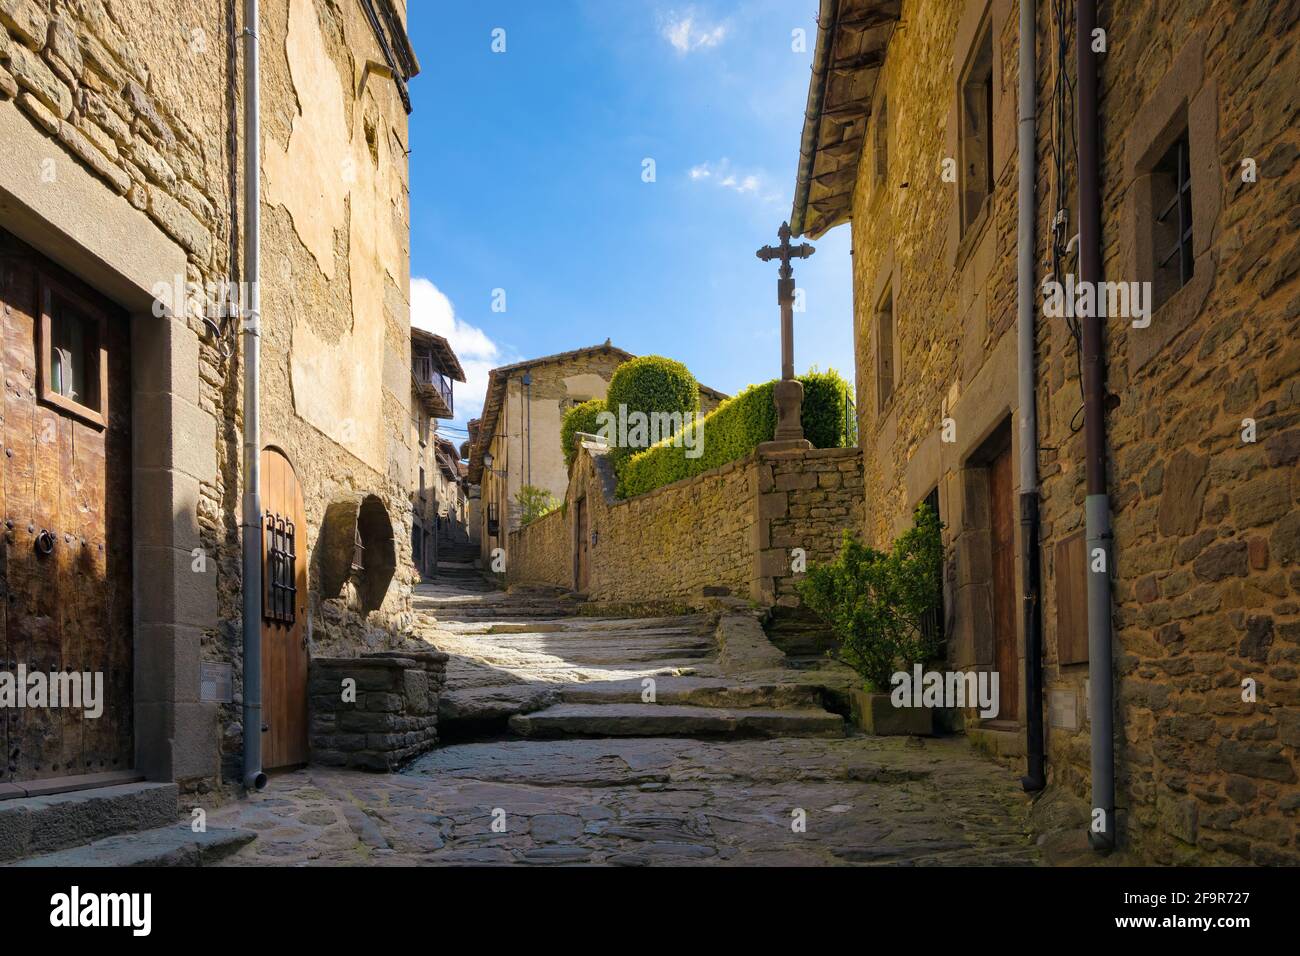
[308, 650, 447, 771]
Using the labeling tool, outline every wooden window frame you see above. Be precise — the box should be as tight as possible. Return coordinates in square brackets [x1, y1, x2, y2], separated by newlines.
[37, 273, 109, 429]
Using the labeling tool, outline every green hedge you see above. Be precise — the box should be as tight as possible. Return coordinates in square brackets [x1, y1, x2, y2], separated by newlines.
[617, 368, 851, 498]
[562, 399, 607, 468]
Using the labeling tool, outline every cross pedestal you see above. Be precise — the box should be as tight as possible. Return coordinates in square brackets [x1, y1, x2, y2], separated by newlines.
[756, 222, 815, 452]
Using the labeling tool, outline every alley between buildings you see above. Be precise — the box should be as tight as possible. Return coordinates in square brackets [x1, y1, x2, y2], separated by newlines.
[206, 577, 1067, 866]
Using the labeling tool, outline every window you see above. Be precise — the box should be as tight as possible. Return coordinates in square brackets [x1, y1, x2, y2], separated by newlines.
[1151, 130, 1193, 311]
[918, 487, 945, 648]
[958, 18, 994, 233]
[876, 288, 895, 411]
[263, 512, 298, 626]
[39, 277, 108, 427]
[874, 97, 888, 187]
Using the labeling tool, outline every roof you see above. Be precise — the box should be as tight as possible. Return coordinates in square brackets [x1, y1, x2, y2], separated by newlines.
[790, 0, 901, 239]
[411, 329, 467, 381]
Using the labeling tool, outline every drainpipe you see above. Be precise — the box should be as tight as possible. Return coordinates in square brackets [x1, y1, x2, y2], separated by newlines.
[1077, 0, 1114, 850]
[1017, 0, 1045, 793]
[240, 0, 268, 792]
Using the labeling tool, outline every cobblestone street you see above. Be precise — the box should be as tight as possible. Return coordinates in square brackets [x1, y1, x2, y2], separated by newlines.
[212, 736, 1040, 866]
[210, 580, 1048, 866]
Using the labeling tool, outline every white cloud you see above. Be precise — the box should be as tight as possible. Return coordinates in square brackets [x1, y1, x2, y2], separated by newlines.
[410, 277, 502, 425]
[686, 160, 779, 202]
[660, 9, 727, 54]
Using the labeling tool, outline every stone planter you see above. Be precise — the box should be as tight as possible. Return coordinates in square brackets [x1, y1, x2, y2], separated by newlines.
[849, 688, 935, 736]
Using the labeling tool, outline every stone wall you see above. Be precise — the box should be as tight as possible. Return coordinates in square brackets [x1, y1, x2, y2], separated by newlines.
[309, 650, 446, 771]
[757, 448, 865, 607]
[582, 450, 757, 603]
[1033, 0, 1300, 865]
[842, 0, 1298, 863]
[506, 443, 864, 608]
[508, 505, 569, 588]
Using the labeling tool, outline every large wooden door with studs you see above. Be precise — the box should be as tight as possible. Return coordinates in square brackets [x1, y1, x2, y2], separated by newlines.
[0, 228, 133, 784]
[260, 447, 308, 769]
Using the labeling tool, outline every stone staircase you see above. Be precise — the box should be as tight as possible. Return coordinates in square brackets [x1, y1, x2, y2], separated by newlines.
[508, 702, 845, 739]
[0, 778, 253, 866]
[416, 583, 855, 744]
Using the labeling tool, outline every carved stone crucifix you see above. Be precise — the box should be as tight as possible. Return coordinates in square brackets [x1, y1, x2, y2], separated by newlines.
[756, 221, 815, 448]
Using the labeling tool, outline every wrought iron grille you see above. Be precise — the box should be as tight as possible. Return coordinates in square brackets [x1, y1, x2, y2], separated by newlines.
[1155, 133, 1194, 290]
[263, 512, 297, 626]
[918, 487, 945, 648]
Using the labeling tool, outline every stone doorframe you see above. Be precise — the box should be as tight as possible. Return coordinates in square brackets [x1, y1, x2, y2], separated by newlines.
[0, 98, 220, 785]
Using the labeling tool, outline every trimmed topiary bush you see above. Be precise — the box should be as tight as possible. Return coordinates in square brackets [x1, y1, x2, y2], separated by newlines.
[562, 399, 607, 468]
[616, 368, 852, 498]
[605, 356, 699, 426]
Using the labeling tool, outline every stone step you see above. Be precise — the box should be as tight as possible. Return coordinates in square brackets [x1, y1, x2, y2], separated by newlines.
[507, 702, 845, 739]
[559, 680, 826, 710]
[0, 781, 179, 863]
[7, 823, 256, 867]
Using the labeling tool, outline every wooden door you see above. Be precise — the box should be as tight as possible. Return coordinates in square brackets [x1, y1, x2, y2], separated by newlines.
[0, 228, 132, 783]
[989, 443, 1018, 722]
[574, 496, 589, 592]
[260, 448, 308, 769]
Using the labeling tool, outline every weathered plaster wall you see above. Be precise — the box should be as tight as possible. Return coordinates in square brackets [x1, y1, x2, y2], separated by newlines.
[251, 0, 418, 662]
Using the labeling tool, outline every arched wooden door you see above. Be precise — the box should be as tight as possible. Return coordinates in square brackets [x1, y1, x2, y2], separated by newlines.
[260, 447, 308, 769]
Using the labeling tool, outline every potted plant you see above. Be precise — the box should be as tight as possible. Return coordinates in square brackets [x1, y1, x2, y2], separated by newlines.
[798, 503, 944, 735]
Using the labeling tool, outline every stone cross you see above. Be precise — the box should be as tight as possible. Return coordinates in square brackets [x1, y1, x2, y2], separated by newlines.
[756, 221, 815, 448]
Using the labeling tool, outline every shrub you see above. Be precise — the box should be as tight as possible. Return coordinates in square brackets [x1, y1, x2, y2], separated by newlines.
[561, 399, 607, 468]
[797, 503, 944, 692]
[604, 355, 698, 448]
[515, 485, 559, 526]
[616, 368, 852, 498]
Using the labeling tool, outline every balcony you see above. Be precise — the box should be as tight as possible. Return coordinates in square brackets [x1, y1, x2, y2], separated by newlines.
[413, 353, 455, 419]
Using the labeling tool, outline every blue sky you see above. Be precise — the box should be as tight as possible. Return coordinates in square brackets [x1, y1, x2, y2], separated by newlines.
[405, 1, 854, 434]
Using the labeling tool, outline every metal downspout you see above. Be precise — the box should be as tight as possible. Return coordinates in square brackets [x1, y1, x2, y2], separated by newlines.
[241, 0, 267, 792]
[1017, 0, 1046, 793]
[1077, 0, 1114, 850]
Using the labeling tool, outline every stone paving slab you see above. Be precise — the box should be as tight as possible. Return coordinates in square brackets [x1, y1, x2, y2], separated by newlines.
[209, 735, 1042, 866]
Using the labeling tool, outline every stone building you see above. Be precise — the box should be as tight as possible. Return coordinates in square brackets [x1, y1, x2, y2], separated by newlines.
[465, 341, 725, 567]
[791, 0, 1298, 862]
[409, 329, 465, 576]
[0, 0, 421, 800]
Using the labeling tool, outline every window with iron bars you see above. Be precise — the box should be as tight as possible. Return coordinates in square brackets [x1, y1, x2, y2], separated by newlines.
[1152, 130, 1193, 311]
[263, 512, 297, 625]
[918, 487, 945, 649]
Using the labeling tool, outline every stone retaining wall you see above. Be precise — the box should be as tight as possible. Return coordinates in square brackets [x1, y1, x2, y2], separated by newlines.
[309, 651, 447, 771]
[757, 448, 865, 606]
[507, 443, 864, 607]
[508, 505, 569, 588]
